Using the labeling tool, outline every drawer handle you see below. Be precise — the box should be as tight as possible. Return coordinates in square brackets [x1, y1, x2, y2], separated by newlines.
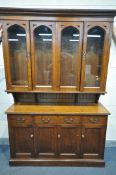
[41, 118, 50, 123]
[64, 118, 73, 123]
[16, 117, 25, 123]
[89, 118, 98, 123]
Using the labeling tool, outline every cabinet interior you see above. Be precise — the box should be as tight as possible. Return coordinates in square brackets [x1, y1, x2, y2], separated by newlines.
[13, 93, 100, 105]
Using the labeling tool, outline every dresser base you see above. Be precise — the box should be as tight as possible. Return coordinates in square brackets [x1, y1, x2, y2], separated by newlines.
[9, 158, 105, 167]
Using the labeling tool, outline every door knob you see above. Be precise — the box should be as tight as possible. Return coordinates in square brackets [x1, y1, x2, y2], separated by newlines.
[81, 134, 85, 139]
[57, 134, 61, 139]
[30, 134, 34, 138]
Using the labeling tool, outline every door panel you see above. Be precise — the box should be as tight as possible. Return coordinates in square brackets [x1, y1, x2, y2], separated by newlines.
[81, 124, 106, 159]
[9, 126, 34, 158]
[35, 125, 57, 158]
[81, 22, 111, 92]
[84, 27, 105, 87]
[58, 125, 81, 158]
[3, 21, 31, 90]
[57, 22, 83, 91]
[30, 22, 56, 91]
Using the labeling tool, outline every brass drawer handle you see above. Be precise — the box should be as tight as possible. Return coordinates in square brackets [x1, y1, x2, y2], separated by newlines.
[41, 118, 50, 123]
[64, 118, 73, 123]
[89, 118, 98, 123]
[16, 117, 25, 123]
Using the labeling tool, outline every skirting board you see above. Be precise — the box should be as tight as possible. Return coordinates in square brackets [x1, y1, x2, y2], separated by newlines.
[0, 138, 116, 147]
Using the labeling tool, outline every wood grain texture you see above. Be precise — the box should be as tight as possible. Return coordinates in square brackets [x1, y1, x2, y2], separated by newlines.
[6, 103, 110, 115]
[1, 7, 113, 166]
[0, 7, 116, 17]
[7, 114, 107, 166]
[9, 158, 105, 167]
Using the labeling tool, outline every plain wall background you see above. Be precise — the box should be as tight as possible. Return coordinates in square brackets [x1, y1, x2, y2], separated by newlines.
[0, 0, 116, 141]
[0, 0, 116, 9]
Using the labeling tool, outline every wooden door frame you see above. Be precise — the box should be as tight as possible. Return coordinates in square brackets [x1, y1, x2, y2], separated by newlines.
[80, 21, 112, 92]
[57, 125, 81, 158]
[81, 123, 106, 159]
[56, 21, 83, 91]
[30, 21, 56, 91]
[2, 20, 32, 91]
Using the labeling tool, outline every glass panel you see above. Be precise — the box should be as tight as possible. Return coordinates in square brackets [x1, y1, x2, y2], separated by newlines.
[84, 26, 105, 87]
[8, 24, 28, 86]
[60, 26, 79, 86]
[34, 25, 52, 86]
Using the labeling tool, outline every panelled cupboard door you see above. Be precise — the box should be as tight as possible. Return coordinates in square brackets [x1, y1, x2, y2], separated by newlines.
[2, 21, 32, 91]
[9, 126, 34, 158]
[57, 126, 81, 158]
[57, 22, 83, 91]
[30, 22, 56, 91]
[34, 125, 57, 158]
[81, 22, 112, 92]
[81, 125, 106, 159]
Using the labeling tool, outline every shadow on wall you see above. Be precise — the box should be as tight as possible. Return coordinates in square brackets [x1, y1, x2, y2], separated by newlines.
[0, 24, 2, 44]
[112, 17, 116, 45]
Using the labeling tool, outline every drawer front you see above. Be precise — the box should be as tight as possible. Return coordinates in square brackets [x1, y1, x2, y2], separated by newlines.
[34, 116, 58, 125]
[34, 115, 80, 125]
[82, 116, 107, 125]
[8, 115, 33, 127]
[61, 116, 80, 124]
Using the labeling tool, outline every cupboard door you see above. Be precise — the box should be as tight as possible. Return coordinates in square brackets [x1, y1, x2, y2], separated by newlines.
[57, 22, 83, 91]
[3, 21, 31, 90]
[9, 127, 34, 158]
[81, 124, 106, 159]
[81, 22, 111, 92]
[30, 22, 56, 91]
[58, 125, 81, 158]
[35, 125, 57, 158]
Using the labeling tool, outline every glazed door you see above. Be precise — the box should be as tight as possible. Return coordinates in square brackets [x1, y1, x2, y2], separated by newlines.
[57, 22, 83, 91]
[57, 125, 81, 158]
[30, 22, 56, 91]
[35, 125, 57, 158]
[81, 22, 111, 92]
[2, 21, 31, 91]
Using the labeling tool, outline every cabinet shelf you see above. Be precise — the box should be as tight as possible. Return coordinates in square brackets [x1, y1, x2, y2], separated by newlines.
[6, 90, 106, 94]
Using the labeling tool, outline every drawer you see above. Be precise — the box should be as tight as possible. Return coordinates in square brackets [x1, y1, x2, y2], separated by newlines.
[8, 115, 33, 127]
[34, 116, 58, 125]
[34, 115, 80, 125]
[61, 116, 80, 124]
[82, 116, 107, 125]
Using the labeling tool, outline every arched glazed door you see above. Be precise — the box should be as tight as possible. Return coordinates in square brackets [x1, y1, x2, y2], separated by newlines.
[3, 21, 31, 90]
[81, 22, 111, 92]
[30, 22, 56, 91]
[57, 22, 83, 91]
